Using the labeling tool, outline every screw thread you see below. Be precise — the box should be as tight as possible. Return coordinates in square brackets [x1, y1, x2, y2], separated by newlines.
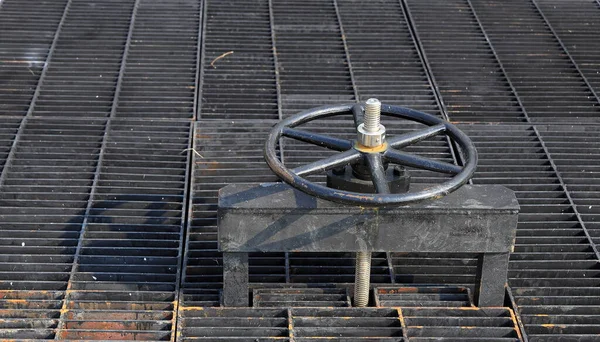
[354, 251, 371, 307]
[364, 98, 381, 132]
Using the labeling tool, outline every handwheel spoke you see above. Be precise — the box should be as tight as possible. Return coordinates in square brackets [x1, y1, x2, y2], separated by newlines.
[352, 104, 364, 128]
[364, 153, 390, 194]
[282, 127, 352, 151]
[387, 123, 446, 149]
[292, 149, 362, 177]
[384, 148, 461, 175]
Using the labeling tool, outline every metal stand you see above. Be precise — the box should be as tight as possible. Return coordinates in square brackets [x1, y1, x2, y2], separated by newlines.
[218, 183, 519, 307]
[475, 252, 511, 307]
[222, 252, 249, 307]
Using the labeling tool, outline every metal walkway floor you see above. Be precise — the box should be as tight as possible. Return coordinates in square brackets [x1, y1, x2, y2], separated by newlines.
[0, 0, 599, 340]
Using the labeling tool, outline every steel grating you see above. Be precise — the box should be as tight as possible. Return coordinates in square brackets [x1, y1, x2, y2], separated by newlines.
[177, 307, 521, 341]
[468, 0, 600, 123]
[272, 0, 355, 117]
[0, 0, 600, 340]
[199, 0, 279, 120]
[404, 0, 528, 123]
[374, 287, 474, 308]
[0, 0, 69, 119]
[534, 0, 600, 97]
[115, 0, 200, 120]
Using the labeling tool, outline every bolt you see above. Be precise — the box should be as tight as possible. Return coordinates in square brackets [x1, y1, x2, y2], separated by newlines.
[364, 98, 381, 132]
[332, 166, 346, 176]
[393, 165, 405, 177]
[354, 251, 371, 307]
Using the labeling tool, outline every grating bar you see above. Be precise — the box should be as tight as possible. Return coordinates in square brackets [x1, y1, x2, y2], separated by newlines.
[0, 117, 105, 340]
[178, 307, 521, 341]
[55, 120, 191, 341]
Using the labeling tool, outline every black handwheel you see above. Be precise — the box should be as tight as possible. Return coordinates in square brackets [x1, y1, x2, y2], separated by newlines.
[264, 101, 478, 207]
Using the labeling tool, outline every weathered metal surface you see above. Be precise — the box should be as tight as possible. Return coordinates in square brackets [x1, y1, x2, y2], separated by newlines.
[475, 252, 511, 307]
[375, 286, 474, 307]
[219, 182, 518, 307]
[222, 252, 249, 307]
[253, 288, 351, 307]
[326, 165, 410, 194]
[218, 183, 518, 253]
[177, 306, 521, 340]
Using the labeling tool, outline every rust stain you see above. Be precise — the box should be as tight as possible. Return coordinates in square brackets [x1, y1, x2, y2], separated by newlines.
[458, 306, 478, 310]
[66, 321, 138, 330]
[508, 308, 524, 341]
[354, 142, 388, 153]
[181, 306, 205, 311]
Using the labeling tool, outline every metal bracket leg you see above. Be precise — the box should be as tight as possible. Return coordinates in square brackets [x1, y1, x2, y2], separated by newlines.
[222, 252, 249, 307]
[475, 252, 510, 307]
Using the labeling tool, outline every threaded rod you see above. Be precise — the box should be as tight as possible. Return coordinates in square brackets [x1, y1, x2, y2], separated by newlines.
[364, 98, 381, 132]
[354, 251, 371, 307]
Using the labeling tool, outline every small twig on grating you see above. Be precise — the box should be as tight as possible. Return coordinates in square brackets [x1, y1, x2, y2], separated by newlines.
[181, 148, 203, 158]
[210, 50, 234, 68]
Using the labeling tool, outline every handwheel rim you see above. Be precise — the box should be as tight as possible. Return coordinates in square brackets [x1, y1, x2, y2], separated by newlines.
[264, 103, 478, 207]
